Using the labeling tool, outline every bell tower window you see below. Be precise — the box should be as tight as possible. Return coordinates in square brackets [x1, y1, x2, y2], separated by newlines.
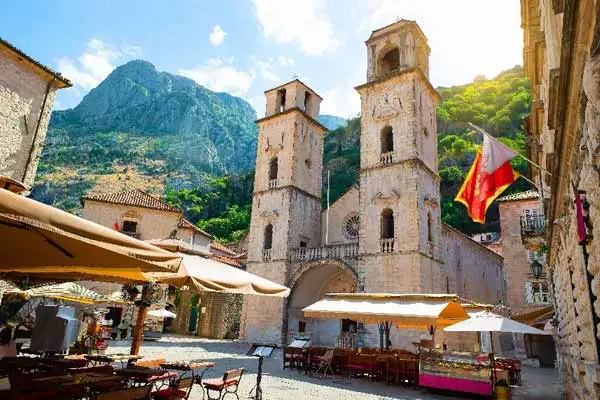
[264, 224, 273, 250]
[268, 157, 278, 188]
[303, 91, 311, 112]
[277, 88, 286, 113]
[381, 209, 394, 239]
[381, 126, 394, 153]
[427, 212, 433, 242]
[379, 47, 400, 75]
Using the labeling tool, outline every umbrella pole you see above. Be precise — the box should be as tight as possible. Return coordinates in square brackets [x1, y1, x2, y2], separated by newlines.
[130, 303, 148, 356]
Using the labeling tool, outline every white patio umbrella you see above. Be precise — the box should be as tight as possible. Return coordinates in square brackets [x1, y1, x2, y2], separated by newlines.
[444, 311, 551, 336]
[147, 309, 177, 318]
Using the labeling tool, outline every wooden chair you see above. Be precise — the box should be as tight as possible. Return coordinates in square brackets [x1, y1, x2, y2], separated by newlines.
[202, 368, 244, 400]
[313, 349, 335, 379]
[97, 385, 151, 400]
[152, 376, 194, 400]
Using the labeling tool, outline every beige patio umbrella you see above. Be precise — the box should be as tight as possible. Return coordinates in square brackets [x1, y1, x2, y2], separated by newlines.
[0, 188, 181, 283]
[149, 254, 290, 297]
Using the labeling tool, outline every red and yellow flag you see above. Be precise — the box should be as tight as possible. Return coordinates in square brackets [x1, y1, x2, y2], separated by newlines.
[455, 133, 520, 223]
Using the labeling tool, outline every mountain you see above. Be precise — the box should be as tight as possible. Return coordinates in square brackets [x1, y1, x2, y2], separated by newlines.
[33, 60, 258, 212]
[319, 115, 347, 130]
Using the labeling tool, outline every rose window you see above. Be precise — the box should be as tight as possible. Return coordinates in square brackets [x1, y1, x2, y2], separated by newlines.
[343, 214, 360, 239]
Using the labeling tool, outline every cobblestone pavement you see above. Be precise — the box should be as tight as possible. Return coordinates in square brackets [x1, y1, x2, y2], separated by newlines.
[109, 335, 564, 400]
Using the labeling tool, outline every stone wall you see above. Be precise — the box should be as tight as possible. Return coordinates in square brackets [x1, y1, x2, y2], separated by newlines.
[441, 225, 505, 306]
[82, 201, 181, 241]
[320, 187, 359, 245]
[498, 198, 545, 314]
[0, 46, 59, 188]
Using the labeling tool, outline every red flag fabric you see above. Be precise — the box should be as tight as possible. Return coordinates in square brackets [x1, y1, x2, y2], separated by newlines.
[114, 221, 120, 231]
[455, 133, 520, 223]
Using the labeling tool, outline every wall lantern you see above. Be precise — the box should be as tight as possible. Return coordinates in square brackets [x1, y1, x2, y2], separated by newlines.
[530, 260, 543, 280]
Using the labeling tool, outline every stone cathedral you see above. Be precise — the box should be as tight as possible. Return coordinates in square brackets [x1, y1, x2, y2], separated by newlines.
[240, 20, 505, 348]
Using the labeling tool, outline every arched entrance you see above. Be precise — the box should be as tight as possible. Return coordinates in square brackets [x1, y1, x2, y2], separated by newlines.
[286, 260, 358, 346]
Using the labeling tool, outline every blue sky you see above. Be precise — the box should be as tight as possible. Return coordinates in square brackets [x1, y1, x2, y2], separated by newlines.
[2, 0, 523, 117]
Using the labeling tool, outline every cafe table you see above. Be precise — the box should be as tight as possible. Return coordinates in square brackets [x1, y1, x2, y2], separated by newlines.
[85, 353, 144, 368]
[160, 361, 215, 386]
[116, 366, 176, 389]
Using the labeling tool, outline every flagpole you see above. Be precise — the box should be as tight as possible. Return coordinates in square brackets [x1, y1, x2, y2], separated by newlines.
[467, 122, 552, 176]
[326, 170, 330, 246]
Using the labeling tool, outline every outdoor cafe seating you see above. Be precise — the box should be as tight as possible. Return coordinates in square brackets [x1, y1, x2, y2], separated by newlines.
[283, 345, 420, 385]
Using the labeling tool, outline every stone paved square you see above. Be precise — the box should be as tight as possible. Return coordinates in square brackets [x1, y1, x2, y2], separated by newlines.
[109, 336, 564, 400]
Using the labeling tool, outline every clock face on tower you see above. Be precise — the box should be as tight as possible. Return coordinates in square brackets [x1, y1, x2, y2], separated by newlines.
[371, 91, 403, 120]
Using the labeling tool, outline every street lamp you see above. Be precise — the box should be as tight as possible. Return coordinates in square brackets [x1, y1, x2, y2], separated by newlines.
[530, 260, 543, 279]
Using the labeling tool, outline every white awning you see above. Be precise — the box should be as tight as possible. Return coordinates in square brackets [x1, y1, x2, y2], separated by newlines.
[302, 293, 469, 328]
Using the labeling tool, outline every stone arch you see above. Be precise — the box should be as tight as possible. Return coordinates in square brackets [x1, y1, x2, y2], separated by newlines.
[377, 43, 400, 76]
[285, 260, 358, 345]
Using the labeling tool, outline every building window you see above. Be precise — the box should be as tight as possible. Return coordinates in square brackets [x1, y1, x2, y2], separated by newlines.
[381, 208, 394, 239]
[343, 213, 360, 240]
[277, 88, 286, 113]
[445, 276, 450, 294]
[379, 47, 400, 75]
[303, 91, 311, 112]
[269, 157, 278, 180]
[264, 224, 273, 250]
[427, 212, 433, 242]
[122, 220, 138, 234]
[298, 321, 306, 333]
[423, 127, 428, 136]
[525, 280, 551, 304]
[381, 126, 394, 153]
[299, 241, 307, 248]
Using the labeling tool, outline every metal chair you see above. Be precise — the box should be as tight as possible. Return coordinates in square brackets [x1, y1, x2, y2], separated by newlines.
[313, 349, 335, 379]
[152, 376, 194, 400]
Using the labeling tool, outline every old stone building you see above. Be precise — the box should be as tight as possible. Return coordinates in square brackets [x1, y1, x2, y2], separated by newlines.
[0, 37, 71, 190]
[81, 189, 243, 339]
[241, 20, 505, 349]
[521, 0, 600, 397]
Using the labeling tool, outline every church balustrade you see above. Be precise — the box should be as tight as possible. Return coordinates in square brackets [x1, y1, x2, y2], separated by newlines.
[262, 249, 272, 261]
[268, 179, 278, 189]
[290, 243, 359, 262]
[380, 238, 394, 253]
[380, 151, 394, 165]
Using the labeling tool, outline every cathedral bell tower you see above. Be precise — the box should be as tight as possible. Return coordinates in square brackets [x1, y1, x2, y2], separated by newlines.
[241, 79, 326, 344]
[355, 20, 444, 293]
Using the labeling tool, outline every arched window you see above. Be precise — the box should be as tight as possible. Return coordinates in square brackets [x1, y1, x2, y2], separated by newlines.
[379, 47, 400, 75]
[381, 208, 394, 239]
[381, 126, 394, 153]
[269, 157, 278, 180]
[427, 212, 433, 242]
[264, 224, 273, 250]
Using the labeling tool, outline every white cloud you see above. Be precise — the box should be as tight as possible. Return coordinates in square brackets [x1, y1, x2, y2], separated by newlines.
[178, 58, 255, 96]
[252, 0, 338, 55]
[57, 38, 142, 90]
[248, 95, 267, 118]
[277, 56, 294, 67]
[321, 86, 361, 118]
[209, 25, 227, 47]
[252, 57, 280, 82]
[359, 0, 522, 87]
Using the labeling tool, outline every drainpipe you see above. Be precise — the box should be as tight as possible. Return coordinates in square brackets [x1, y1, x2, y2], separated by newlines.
[22, 76, 56, 183]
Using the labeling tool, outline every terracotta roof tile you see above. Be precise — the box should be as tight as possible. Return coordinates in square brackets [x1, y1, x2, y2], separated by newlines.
[210, 254, 241, 268]
[210, 241, 238, 256]
[83, 189, 180, 212]
[177, 219, 214, 239]
[497, 190, 540, 202]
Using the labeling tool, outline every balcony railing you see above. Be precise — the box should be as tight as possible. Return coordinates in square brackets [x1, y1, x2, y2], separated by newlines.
[380, 238, 394, 253]
[268, 179, 278, 189]
[525, 280, 551, 304]
[520, 215, 545, 236]
[120, 231, 141, 239]
[262, 249, 272, 261]
[290, 243, 358, 262]
[380, 151, 393, 165]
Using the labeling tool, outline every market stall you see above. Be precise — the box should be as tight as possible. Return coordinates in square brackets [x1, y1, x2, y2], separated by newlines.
[441, 311, 551, 397]
[419, 349, 494, 396]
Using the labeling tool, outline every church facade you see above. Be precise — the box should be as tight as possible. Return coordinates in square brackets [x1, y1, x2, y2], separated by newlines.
[240, 20, 505, 349]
